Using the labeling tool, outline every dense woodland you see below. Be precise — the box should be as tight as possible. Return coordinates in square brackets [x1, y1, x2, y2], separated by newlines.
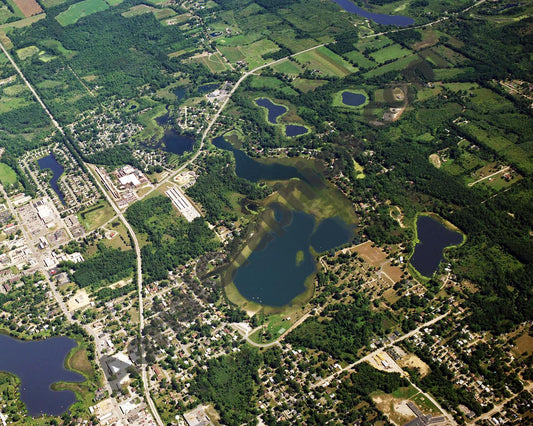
[126, 196, 219, 282]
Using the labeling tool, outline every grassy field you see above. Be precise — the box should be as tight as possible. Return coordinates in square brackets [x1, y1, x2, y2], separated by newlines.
[78, 200, 115, 231]
[16, 45, 39, 60]
[363, 54, 418, 78]
[55, 0, 109, 26]
[40, 0, 67, 8]
[291, 78, 327, 93]
[0, 163, 18, 187]
[343, 49, 376, 69]
[192, 52, 231, 73]
[271, 60, 303, 76]
[370, 44, 412, 64]
[296, 46, 357, 77]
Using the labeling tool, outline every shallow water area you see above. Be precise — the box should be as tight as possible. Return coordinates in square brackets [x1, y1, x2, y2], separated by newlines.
[0, 334, 84, 417]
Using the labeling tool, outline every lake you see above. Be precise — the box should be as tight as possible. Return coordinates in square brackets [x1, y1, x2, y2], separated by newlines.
[410, 215, 463, 277]
[213, 136, 306, 182]
[234, 206, 353, 307]
[160, 129, 195, 155]
[255, 98, 288, 124]
[37, 154, 65, 204]
[0, 334, 84, 417]
[285, 124, 308, 137]
[342, 91, 366, 107]
[331, 0, 414, 27]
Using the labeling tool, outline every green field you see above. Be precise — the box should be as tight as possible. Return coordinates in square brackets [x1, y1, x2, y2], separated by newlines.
[370, 44, 412, 64]
[296, 46, 357, 77]
[55, 0, 109, 26]
[0, 163, 18, 187]
[363, 54, 418, 78]
[291, 78, 327, 93]
[192, 52, 231, 73]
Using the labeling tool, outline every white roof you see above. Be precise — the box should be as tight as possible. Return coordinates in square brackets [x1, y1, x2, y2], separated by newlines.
[118, 174, 140, 187]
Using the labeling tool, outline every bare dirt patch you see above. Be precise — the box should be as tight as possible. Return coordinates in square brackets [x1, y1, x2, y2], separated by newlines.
[13, 0, 43, 17]
[383, 263, 404, 283]
[354, 241, 388, 267]
[373, 394, 416, 425]
[429, 153, 441, 168]
[398, 354, 431, 378]
[513, 333, 533, 357]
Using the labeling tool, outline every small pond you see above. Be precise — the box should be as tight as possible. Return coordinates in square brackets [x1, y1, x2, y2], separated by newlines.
[255, 98, 288, 124]
[160, 129, 195, 155]
[0, 334, 84, 417]
[37, 154, 65, 204]
[341, 91, 367, 107]
[285, 125, 309, 137]
[410, 215, 463, 277]
[198, 83, 219, 94]
[331, 0, 414, 27]
[233, 206, 353, 307]
[174, 87, 187, 101]
[213, 136, 306, 182]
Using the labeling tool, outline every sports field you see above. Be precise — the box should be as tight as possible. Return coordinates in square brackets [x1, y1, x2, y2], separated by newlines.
[55, 0, 109, 26]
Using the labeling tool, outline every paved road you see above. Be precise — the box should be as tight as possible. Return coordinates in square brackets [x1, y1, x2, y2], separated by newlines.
[0, 40, 163, 426]
[312, 311, 451, 388]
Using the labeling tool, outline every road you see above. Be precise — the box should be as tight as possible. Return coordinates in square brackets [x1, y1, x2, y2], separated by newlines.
[468, 166, 510, 187]
[0, 40, 163, 426]
[312, 311, 451, 388]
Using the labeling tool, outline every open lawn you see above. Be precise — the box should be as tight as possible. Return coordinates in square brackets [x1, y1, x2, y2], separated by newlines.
[16, 45, 39, 60]
[78, 200, 115, 231]
[55, 0, 109, 26]
[296, 46, 357, 77]
[0, 163, 18, 186]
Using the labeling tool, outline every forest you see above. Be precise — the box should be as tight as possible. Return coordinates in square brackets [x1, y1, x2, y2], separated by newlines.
[126, 196, 219, 282]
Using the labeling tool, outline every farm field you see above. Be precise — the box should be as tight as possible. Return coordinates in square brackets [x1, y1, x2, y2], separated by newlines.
[12, 0, 42, 17]
[363, 54, 418, 78]
[370, 44, 412, 64]
[291, 78, 327, 93]
[55, 0, 109, 26]
[192, 52, 231, 73]
[296, 46, 357, 77]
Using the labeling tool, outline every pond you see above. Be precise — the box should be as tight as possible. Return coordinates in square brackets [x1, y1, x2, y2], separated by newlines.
[331, 0, 414, 27]
[198, 83, 219, 94]
[341, 91, 367, 107]
[410, 215, 463, 277]
[0, 334, 84, 417]
[160, 129, 195, 155]
[213, 136, 306, 182]
[37, 154, 65, 204]
[233, 207, 353, 307]
[173, 87, 187, 101]
[255, 98, 288, 124]
[285, 124, 309, 137]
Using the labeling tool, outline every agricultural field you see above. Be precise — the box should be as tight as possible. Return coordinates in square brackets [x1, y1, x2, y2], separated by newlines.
[191, 52, 231, 73]
[271, 60, 303, 76]
[12, 0, 42, 17]
[370, 44, 412, 64]
[291, 78, 327, 93]
[55, 0, 109, 26]
[296, 46, 357, 78]
[363, 54, 418, 78]
[343, 49, 376, 69]
[218, 38, 279, 69]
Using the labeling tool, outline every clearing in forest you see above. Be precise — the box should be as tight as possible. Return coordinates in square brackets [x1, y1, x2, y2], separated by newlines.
[55, 0, 109, 26]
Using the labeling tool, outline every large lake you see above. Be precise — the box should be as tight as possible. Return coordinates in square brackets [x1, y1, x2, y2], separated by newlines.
[0, 334, 84, 417]
[213, 136, 306, 182]
[234, 207, 353, 307]
[410, 215, 463, 277]
[255, 98, 288, 124]
[331, 0, 414, 27]
[38, 154, 65, 204]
